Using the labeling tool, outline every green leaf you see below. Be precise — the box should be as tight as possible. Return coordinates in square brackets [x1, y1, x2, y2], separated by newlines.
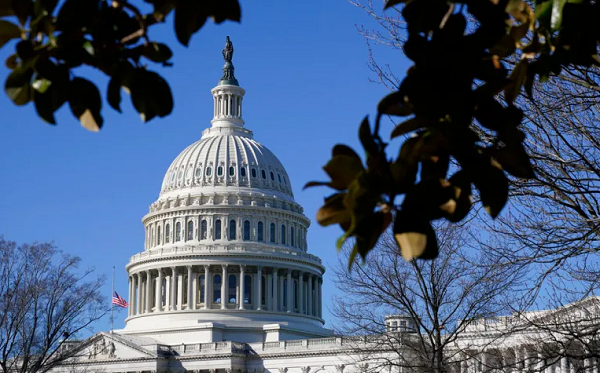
[0, 0, 14, 17]
[323, 155, 364, 190]
[34, 82, 66, 125]
[348, 210, 392, 271]
[393, 210, 438, 261]
[5, 53, 17, 69]
[445, 171, 472, 223]
[377, 90, 413, 117]
[107, 75, 122, 113]
[358, 116, 377, 154]
[142, 42, 173, 63]
[68, 77, 103, 131]
[491, 144, 535, 179]
[384, 0, 409, 9]
[5, 66, 32, 105]
[316, 193, 351, 227]
[210, 0, 241, 23]
[174, 1, 208, 47]
[471, 158, 509, 218]
[32, 77, 50, 93]
[551, 0, 567, 30]
[504, 59, 528, 104]
[130, 69, 173, 122]
[0, 20, 21, 50]
[390, 117, 425, 139]
[535, 0, 552, 28]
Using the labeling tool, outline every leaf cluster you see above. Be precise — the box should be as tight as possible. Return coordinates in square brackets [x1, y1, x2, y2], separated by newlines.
[309, 0, 600, 266]
[0, 0, 240, 129]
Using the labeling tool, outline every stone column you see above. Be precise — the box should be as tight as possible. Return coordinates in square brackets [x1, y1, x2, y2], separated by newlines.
[187, 265, 193, 310]
[257, 266, 263, 310]
[524, 348, 530, 372]
[135, 273, 141, 315]
[266, 273, 272, 311]
[156, 269, 163, 312]
[177, 270, 184, 310]
[561, 356, 568, 373]
[239, 265, 246, 309]
[272, 268, 279, 312]
[307, 274, 313, 316]
[317, 277, 322, 317]
[192, 272, 197, 310]
[221, 265, 227, 309]
[481, 350, 487, 373]
[286, 270, 293, 313]
[204, 265, 210, 308]
[145, 270, 152, 313]
[170, 266, 177, 311]
[298, 271, 303, 314]
[128, 276, 133, 317]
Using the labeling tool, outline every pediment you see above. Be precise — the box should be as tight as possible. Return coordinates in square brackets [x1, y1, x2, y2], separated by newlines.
[66, 332, 157, 362]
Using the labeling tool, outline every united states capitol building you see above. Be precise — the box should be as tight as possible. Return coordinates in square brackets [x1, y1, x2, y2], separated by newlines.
[57, 39, 600, 373]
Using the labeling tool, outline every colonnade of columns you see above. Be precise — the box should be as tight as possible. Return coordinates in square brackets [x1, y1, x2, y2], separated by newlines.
[458, 347, 600, 373]
[127, 265, 323, 318]
[213, 92, 242, 119]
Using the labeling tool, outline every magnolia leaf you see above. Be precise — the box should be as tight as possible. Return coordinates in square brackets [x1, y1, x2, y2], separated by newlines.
[174, 1, 207, 47]
[32, 77, 50, 93]
[210, 0, 241, 23]
[142, 42, 173, 63]
[68, 77, 103, 132]
[332, 144, 361, 162]
[303, 181, 332, 190]
[107, 75, 122, 113]
[323, 155, 364, 190]
[472, 159, 509, 218]
[551, 0, 567, 30]
[384, 0, 409, 9]
[358, 116, 378, 154]
[348, 210, 392, 271]
[446, 171, 472, 222]
[393, 210, 438, 261]
[0, 20, 21, 50]
[504, 59, 528, 104]
[5, 66, 32, 105]
[316, 193, 350, 227]
[390, 117, 425, 139]
[491, 145, 535, 179]
[377, 90, 413, 117]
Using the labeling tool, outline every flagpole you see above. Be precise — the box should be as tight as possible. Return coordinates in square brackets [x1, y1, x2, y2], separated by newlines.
[111, 266, 115, 334]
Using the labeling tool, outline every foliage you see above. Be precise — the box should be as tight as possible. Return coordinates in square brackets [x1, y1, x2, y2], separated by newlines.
[0, 0, 241, 130]
[307, 0, 600, 266]
[0, 236, 106, 373]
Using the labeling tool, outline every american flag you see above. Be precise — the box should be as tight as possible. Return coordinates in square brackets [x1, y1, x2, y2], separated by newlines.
[112, 291, 128, 308]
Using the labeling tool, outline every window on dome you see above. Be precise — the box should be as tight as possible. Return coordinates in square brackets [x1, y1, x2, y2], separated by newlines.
[229, 220, 236, 240]
[281, 224, 286, 244]
[206, 167, 212, 176]
[165, 224, 170, 243]
[261, 170, 266, 179]
[151, 227, 154, 247]
[261, 275, 267, 305]
[291, 227, 295, 247]
[270, 171, 274, 181]
[240, 167, 246, 177]
[199, 275, 205, 303]
[278, 174, 282, 182]
[243, 220, 250, 240]
[157, 227, 161, 245]
[187, 221, 194, 241]
[270, 223, 275, 243]
[251, 168, 257, 178]
[213, 275, 221, 303]
[195, 167, 202, 177]
[228, 274, 237, 303]
[244, 275, 252, 304]
[175, 222, 181, 242]
[257, 222, 264, 242]
[215, 219, 222, 240]
[201, 220, 207, 240]
[229, 166, 235, 176]
[171, 172, 176, 182]
[178, 170, 183, 181]
[217, 166, 223, 176]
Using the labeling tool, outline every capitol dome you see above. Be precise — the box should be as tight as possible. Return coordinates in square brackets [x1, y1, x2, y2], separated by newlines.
[121, 37, 328, 344]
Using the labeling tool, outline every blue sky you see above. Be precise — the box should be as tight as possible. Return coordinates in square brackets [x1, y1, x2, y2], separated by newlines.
[0, 0, 408, 333]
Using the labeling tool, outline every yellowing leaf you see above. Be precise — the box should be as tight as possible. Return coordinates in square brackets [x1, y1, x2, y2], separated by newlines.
[79, 109, 101, 132]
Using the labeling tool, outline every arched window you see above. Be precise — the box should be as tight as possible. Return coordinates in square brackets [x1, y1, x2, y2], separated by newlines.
[229, 220, 237, 240]
[175, 222, 181, 242]
[240, 167, 246, 177]
[151, 227, 154, 247]
[261, 276, 267, 306]
[244, 275, 252, 304]
[281, 224, 286, 244]
[257, 222, 264, 242]
[291, 227, 295, 247]
[261, 170, 266, 179]
[217, 166, 223, 176]
[201, 220, 207, 239]
[187, 221, 194, 241]
[206, 167, 212, 176]
[199, 275, 205, 303]
[229, 166, 235, 176]
[195, 167, 202, 177]
[157, 227, 161, 245]
[228, 274, 237, 303]
[251, 168, 257, 178]
[270, 171, 274, 181]
[278, 174, 282, 182]
[215, 219, 222, 240]
[243, 220, 250, 241]
[165, 224, 170, 243]
[213, 275, 221, 303]
[270, 223, 276, 243]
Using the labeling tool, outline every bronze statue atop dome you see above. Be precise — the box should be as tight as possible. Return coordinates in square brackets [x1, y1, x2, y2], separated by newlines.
[219, 36, 238, 86]
[223, 36, 234, 63]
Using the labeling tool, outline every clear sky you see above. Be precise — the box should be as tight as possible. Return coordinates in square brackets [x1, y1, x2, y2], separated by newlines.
[0, 0, 408, 334]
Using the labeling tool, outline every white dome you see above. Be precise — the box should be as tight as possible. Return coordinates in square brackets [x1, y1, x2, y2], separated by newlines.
[159, 125, 294, 202]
